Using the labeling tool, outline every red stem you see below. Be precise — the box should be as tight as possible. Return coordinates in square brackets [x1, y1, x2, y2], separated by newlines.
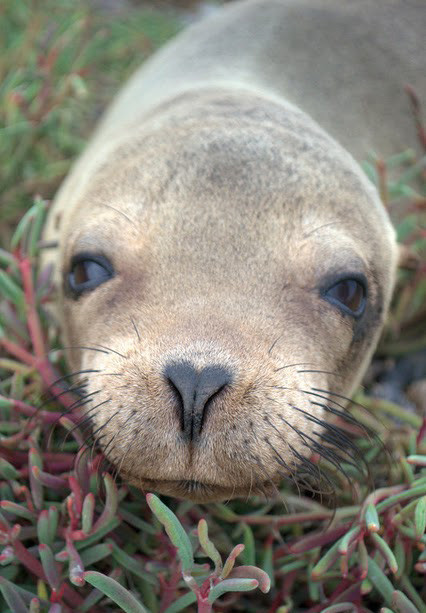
[35, 357, 80, 410]
[417, 417, 426, 445]
[285, 523, 350, 555]
[17, 255, 78, 410]
[13, 540, 84, 608]
[197, 596, 213, 613]
[158, 563, 182, 612]
[11, 397, 74, 424]
[1, 448, 76, 472]
[0, 337, 35, 366]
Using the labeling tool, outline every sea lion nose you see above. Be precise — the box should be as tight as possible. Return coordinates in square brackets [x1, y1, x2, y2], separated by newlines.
[164, 362, 232, 441]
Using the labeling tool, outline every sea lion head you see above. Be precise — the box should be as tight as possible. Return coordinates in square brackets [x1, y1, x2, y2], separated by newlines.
[56, 91, 397, 502]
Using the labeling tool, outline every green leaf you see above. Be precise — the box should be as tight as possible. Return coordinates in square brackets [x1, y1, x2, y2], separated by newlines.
[48, 506, 59, 544]
[80, 543, 113, 567]
[0, 458, 19, 480]
[338, 526, 361, 555]
[75, 517, 121, 550]
[29, 598, 40, 613]
[414, 496, 426, 539]
[321, 604, 358, 612]
[11, 206, 34, 249]
[260, 541, 274, 590]
[393, 536, 406, 580]
[221, 544, 244, 579]
[66, 538, 85, 586]
[365, 503, 380, 532]
[118, 506, 157, 535]
[37, 510, 52, 546]
[28, 197, 47, 258]
[0, 577, 28, 613]
[84, 570, 149, 613]
[29, 447, 43, 511]
[371, 533, 398, 574]
[208, 578, 259, 603]
[146, 494, 193, 573]
[242, 524, 256, 566]
[311, 537, 342, 579]
[0, 271, 25, 306]
[228, 565, 271, 593]
[197, 518, 222, 575]
[163, 591, 197, 613]
[82, 493, 95, 534]
[92, 474, 118, 533]
[39, 544, 61, 591]
[392, 589, 421, 613]
[0, 500, 34, 521]
[109, 541, 157, 586]
[367, 556, 394, 606]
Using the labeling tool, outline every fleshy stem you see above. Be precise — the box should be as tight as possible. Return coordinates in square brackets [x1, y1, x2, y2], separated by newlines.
[1, 251, 78, 411]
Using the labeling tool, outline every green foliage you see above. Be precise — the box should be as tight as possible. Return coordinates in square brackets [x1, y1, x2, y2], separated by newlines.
[0, 166, 424, 613]
[0, 0, 179, 244]
[0, 2, 425, 612]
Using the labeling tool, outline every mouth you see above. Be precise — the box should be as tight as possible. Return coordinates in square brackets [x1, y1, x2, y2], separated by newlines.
[120, 473, 277, 502]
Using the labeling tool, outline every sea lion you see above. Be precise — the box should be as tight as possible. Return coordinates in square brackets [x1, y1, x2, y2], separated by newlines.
[42, 0, 425, 502]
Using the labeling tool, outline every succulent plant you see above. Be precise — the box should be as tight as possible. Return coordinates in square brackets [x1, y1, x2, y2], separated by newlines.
[1, 2, 425, 611]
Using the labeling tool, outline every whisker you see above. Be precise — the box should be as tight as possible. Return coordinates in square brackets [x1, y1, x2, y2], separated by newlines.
[45, 369, 101, 390]
[92, 345, 128, 359]
[47, 390, 102, 445]
[40, 382, 88, 411]
[290, 403, 367, 468]
[264, 395, 333, 500]
[130, 317, 141, 342]
[249, 452, 285, 505]
[60, 398, 112, 446]
[99, 373, 123, 377]
[268, 335, 282, 355]
[288, 444, 336, 503]
[101, 203, 135, 224]
[312, 388, 368, 408]
[112, 439, 134, 483]
[262, 437, 301, 498]
[51, 346, 110, 355]
[282, 413, 353, 476]
[300, 389, 373, 434]
[297, 369, 340, 377]
[90, 410, 120, 442]
[274, 362, 318, 373]
[266, 409, 354, 496]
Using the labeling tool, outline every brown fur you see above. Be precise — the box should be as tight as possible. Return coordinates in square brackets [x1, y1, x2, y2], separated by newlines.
[42, 0, 424, 501]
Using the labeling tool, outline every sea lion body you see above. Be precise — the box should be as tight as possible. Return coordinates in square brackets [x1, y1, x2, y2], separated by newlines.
[43, 0, 425, 501]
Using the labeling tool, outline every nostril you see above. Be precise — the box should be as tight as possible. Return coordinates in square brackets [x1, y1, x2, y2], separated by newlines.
[165, 376, 185, 430]
[200, 382, 228, 431]
[163, 362, 232, 441]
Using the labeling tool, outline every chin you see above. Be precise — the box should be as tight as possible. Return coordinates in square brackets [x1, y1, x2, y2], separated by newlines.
[122, 474, 278, 503]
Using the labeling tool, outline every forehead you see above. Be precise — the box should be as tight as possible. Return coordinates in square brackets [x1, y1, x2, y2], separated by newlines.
[67, 120, 375, 258]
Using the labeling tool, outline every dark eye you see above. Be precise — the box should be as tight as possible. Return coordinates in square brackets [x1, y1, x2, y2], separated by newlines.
[324, 278, 366, 317]
[67, 254, 114, 296]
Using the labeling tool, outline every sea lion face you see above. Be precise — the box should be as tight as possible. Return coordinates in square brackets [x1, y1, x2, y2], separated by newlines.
[58, 96, 397, 501]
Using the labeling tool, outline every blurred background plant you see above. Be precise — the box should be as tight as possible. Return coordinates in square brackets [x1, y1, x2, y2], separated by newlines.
[0, 0, 181, 245]
[0, 1, 425, 612]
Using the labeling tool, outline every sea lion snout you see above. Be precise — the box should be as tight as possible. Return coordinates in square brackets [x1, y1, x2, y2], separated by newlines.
[164, 362, 233, 442]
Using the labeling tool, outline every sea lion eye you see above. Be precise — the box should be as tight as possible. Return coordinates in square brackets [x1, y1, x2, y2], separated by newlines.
[68, 254, 114, 295]
[324, 277, 366, 317]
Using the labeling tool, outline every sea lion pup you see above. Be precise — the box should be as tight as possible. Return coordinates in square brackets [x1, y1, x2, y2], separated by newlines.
[42, 0, 425, 502]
